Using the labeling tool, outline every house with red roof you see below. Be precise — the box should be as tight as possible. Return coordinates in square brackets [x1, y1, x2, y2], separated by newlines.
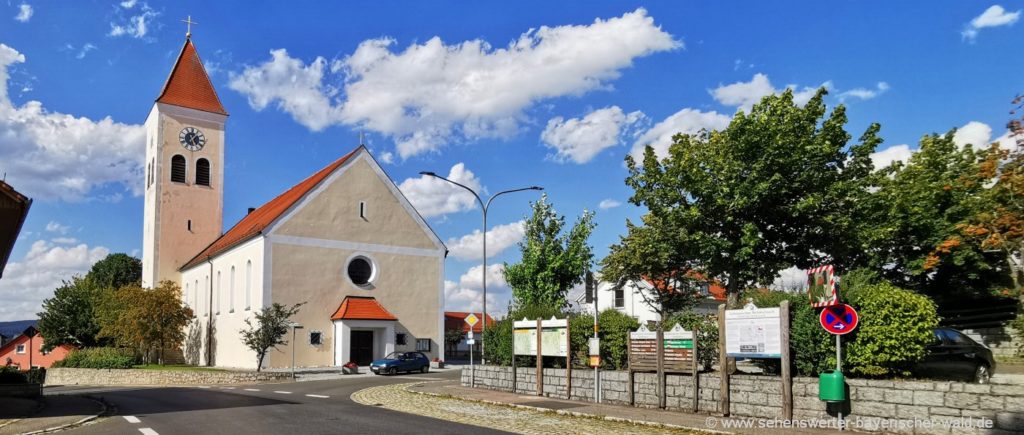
[0, 326, 74, 369]
[443, 311, 495, 360]
[141, 35, 446, 369]
[576, 272, 727, 324]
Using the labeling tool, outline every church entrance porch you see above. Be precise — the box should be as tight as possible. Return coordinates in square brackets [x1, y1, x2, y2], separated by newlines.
[350, 330, 374, 365]
[330, 296, 400, 366]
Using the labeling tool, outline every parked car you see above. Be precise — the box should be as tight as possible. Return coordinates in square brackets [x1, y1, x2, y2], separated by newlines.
[913, 328, 995, 383]
[370, 351, 430, 375]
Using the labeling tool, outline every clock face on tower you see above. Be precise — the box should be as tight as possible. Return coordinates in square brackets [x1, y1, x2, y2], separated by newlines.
[179, 127, 206, 151]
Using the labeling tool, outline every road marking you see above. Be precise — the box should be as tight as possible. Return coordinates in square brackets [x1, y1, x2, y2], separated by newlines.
[123, 416, 141, 423]
[197, 386, 210, 389]
[305, 394, 329, 398]
[274, 391, 292, 394]
[244, 388, 260, 391]
[220, 386, 236, 390]
[139, 428, 159, 435]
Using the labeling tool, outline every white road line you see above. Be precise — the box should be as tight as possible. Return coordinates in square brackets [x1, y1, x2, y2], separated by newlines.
[220, 386, 236, 390]
[139, 428, 159, 435]
[123, 416, 141, 424]
[243, 388, 260, 391]
[305, 394, 329, 398]
[196, 386, 210, 389]
[273, 391, 292, 394]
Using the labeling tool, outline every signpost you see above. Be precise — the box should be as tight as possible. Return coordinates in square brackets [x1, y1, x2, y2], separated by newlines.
[628, 324, 699, 411]
[466, 314, 479, 387]
[513, 317, 571, 397]
[819, 304, 858, 335]
[720, 302, 792, 419]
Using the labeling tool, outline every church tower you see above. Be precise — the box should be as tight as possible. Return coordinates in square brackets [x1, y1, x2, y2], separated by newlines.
[142, 36, 227, 288]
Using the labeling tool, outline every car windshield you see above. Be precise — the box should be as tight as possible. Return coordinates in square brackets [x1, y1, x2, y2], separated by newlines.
[383, 352, 404, 360]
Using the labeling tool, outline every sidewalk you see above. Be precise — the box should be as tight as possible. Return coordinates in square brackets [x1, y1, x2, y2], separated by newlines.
[0, 395, 104, 435]
[408, 381, 839, 434]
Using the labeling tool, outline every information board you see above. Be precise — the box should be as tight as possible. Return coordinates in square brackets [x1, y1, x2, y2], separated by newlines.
[725, 307, 782, 358]
[513, 317, 568, 357]
[628, 324, 696, 373]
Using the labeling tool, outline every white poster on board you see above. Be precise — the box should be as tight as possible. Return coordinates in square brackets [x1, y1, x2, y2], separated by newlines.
[725, 307, 782, 358]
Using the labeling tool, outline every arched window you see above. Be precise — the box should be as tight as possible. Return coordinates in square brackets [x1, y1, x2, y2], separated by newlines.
[245, 260, 252, 311]
[184, 282, 190, 307]
[215, 271, 221, 315]
[194, 279, 199, 314]
[171, 155, 187, 183]
[202, 277, 208, 317]
[196, 158, 211, 186]
[229, 266, 235, 313]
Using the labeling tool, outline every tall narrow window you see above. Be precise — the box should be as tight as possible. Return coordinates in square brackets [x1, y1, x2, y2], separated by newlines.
[193, 280, 199, 315]
[202, 277, 208, 317]
[171, 155, 187, 183]
[184, 282, 190, 307]
[229, 266, 235, 313]
[359, 201, 367, 219]
[196, 158, 211, 186]
[215, 271, 221, 315]
[245, 260, 252, 311]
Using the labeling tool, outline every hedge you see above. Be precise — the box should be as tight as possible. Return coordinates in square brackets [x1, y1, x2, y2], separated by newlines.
[52, 347, 139, 369]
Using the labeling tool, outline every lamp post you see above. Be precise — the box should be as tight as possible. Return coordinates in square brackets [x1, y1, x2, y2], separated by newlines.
[419, 171, 542, 361]
[289, 322, 304, 381]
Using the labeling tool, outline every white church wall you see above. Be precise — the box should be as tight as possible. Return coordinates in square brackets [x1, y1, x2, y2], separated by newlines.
[180, 236, 265, 369]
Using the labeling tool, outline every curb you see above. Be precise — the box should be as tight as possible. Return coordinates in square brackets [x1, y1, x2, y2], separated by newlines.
[16, 395, 108, 435]
[404, 383, 729, 434]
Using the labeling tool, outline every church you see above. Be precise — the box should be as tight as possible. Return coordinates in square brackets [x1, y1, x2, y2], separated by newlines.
[141, 35, 446, 369]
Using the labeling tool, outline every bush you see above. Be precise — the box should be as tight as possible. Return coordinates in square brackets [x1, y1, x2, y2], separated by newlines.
[53, 347, 139, 369]
[844, 282, 939, 377]
[0, 366, 27, 384]
[665, 311, 719, 372]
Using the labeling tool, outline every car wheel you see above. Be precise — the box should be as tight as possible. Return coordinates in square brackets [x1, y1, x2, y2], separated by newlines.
[974, 364, 991, 384]
[388, 367, 397, 376]
[421, 365, 428, 373]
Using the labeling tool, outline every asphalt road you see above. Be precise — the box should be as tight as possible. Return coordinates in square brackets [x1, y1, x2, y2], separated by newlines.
[56, 369, 509, 435]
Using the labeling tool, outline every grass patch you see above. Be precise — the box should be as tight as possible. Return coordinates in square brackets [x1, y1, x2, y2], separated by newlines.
[132, 364, 226, 372]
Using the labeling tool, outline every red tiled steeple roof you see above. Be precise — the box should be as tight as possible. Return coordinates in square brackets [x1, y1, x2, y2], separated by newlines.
[331, 297, 397, 321]
[156, 38, 228, 115]
[179, 147, 361, 270]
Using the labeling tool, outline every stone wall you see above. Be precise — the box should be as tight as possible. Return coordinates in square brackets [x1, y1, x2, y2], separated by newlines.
[45, 368, 292, 386]
[463, 366, 1024, 433]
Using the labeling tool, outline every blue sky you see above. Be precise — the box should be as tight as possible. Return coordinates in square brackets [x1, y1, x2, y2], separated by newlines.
[0, 1, 1021, 320]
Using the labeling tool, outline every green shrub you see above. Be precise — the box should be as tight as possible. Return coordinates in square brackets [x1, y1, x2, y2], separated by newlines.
[53, 347, 138, 369]
[0, 366, 27, 384]
[597, 309, 639, 370]
[665, 311, 718, 371]
[844, 282, 939, 377]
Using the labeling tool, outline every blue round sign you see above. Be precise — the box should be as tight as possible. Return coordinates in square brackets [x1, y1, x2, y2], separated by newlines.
[819, 304, 858, 335]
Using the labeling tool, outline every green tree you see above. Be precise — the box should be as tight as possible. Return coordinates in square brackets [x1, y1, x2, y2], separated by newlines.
[239, 302, 304, 371]
[504, 195, 595, 309]
[87, 253, 142, 289]
[97, 281, 193, 364]
[866, 132, 1009, 298]
[36, 277, 106, 351]
[621, 88, 879, 306]
[444, 328, 465, 357]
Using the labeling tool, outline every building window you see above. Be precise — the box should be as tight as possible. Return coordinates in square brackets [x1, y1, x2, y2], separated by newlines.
[215, 271, 221, 314]
[614, 287, 625, 308]
[196, 158, 211, 186]
[15, 344, 25, 354]
[359, 201, 367, 219]
[203, 276, 209, 317]
[245, 260, 252, 310]
[171, 155, 187, 183]
[415, 339, 431, 352]
[347, 256, 375, 287]
[187, 219, 192, 232]
[185, 282, 190, 308]
[395, 333, 407, 346]
[193, 279, 199, 314]
[229, 266, 235, 313]
[310, 331, 322, 346]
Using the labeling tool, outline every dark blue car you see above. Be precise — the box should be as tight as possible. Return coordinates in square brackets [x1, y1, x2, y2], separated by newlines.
[370, 351, 430, 375]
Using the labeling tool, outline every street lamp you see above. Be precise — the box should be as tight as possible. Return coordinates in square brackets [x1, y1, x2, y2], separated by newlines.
[420, 171, 543, 360]
[289, 322, 304, 381]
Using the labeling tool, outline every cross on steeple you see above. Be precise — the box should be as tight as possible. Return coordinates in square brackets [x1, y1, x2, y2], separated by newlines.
[182, 15, 197, 38]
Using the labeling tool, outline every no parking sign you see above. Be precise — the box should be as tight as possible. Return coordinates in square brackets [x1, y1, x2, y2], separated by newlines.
[819, 304, 858, 335]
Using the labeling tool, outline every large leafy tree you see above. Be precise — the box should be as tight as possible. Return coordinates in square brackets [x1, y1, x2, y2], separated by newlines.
[620, 89, 879, 305]
[240, 302, 303, 371]
[87, 253, 142, 289]
[97, 281, 193, 364]
[36, 277, 105, 351]
[868, 132, 1008, 298]
[504, 194, 595, 309]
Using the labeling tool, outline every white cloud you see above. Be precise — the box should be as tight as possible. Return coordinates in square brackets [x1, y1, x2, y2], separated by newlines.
[447, 220, 525, 262]
[711, 73, 832, 112]
[444, 263, 511, 313]
[953, 121, 993, 148]
[50, 237, 78, 244]
[14, 3, 32, 23]
[230, 9, 678, 159]
[839, 82, 889, 101]
[108, 2, 158, 39]
[540, 106, 644, 164]
[45, 221, 70, 234]
[629, 108, 731, 160]
[378, 151, 394, 165]
[870, 144, 914, 169]
[75, 43, 97, 60]
[0, 44, 145, 201]
[598, 199, 622, 210]
[398, 162, 483, 218]
[0, 240, 109, 321]
[963, 5, 1021, 41]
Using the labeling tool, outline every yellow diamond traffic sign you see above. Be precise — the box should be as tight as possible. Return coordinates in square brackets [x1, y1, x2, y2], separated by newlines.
[465, 313, 479, 327]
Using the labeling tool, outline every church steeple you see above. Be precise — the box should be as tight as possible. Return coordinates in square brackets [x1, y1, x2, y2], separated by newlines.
[155, 38, 228, 116]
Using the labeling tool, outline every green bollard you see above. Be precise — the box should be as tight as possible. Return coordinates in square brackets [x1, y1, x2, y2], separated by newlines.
[818, 370, 845, 402]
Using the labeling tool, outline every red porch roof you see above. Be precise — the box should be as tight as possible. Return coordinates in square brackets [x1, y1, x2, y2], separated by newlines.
[331, 296, 397, 321]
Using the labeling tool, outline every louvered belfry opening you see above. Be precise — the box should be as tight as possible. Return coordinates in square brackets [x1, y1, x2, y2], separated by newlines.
[196, 158, 211, 186]
[171, 155, 186, 183]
